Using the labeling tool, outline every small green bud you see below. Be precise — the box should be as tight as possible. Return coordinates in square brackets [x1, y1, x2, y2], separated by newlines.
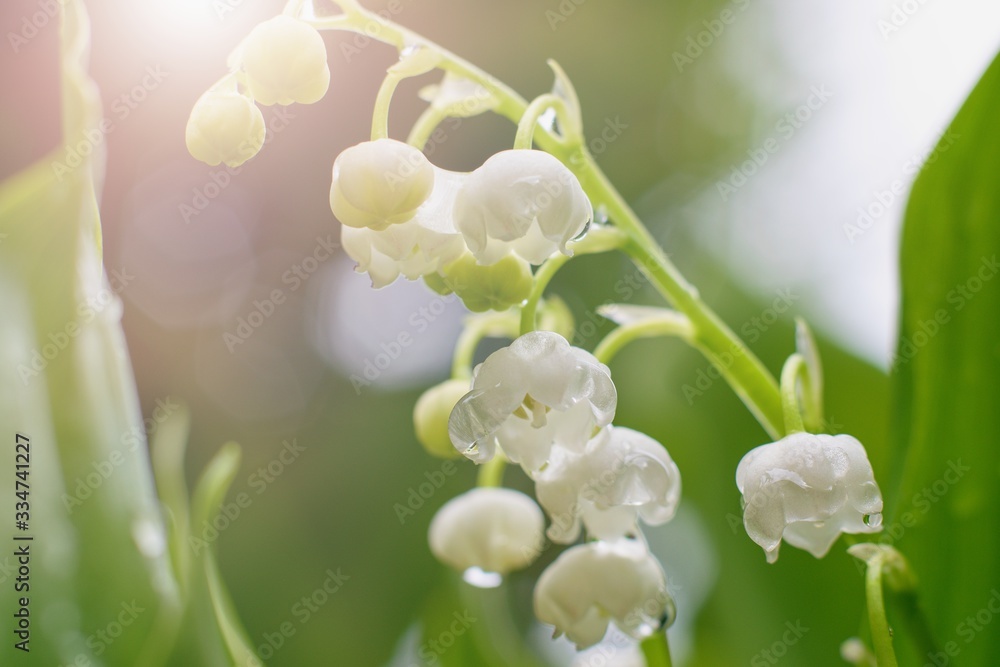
[413, 379, 469, 458]
[441, 253, 533, 313]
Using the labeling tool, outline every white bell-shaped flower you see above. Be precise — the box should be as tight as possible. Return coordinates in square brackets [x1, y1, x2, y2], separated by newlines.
[448, 331, 617, 470]
[736, 432, 883, 563]
[534, 539, 673, 649]
[185, 91, 265, 167]
[330, 139, 436, 231]
[240, 15, 330, 106]
[428, 487, 545, 577]
[453, 149, 592, 265]
[341, 168, 467, 288]
[536, 427, 682, 543]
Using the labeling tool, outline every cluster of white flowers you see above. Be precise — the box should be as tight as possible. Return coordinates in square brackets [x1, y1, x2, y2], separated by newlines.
[186, 16, 330, 167]
[426, 331, 679, 648]
[330, 140, 591, 311]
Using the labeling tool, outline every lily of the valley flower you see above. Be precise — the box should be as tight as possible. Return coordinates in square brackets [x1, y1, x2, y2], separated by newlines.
[535, 427, 682, 543]
[428, 487, 544, 576]
[330, 139, 436, 231]
[448, 331, 617, 470]
[534, 538, 673, 649]
[340, 168, 467, 288]
[185, 91, 265, 167]
[240, 15, 331, 106]
[453, 149, 592, 265]
[736, 432, 883, 563]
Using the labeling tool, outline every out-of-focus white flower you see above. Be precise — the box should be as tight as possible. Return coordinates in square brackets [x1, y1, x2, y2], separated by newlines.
[240, 15, 330, 106]
[330, 139, 436, 231]
[535, 427, 682, 543]
[534, 539, 672, 650]
[453, 149, 591, 265]
[185, 91, 265, 167]
[448, 331, 616, 470]
[341, 169, 466, 288]
[736, 432, 883, 563]
[428, 487, 544, 576]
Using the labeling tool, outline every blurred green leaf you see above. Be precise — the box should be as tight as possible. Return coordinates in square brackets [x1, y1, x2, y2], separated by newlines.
[889, 49, 1000, 665]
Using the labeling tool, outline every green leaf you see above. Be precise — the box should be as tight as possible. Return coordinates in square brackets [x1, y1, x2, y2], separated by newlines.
[0, 1, 176, 663]
[889, 50, 1000, 665]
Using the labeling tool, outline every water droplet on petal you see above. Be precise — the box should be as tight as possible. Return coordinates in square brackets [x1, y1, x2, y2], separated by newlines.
[864, 512, 883, 528]
[463, 567, 503, 588]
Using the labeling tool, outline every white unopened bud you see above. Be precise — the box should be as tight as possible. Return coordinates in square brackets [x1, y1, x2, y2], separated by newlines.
[185, 91, 265, 167]
[331, 139, 435, 231]
[241, 15, 330, 106]
[413, 379, 469, 459]
[429, 487, 545, 577]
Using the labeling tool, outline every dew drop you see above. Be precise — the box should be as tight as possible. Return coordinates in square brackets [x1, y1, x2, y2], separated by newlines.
[864, 512, 883, 528]
[538, 107, 559, 132]
[463, 567, 502, 589]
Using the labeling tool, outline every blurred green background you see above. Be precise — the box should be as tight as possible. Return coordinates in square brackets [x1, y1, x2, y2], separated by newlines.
[2, 0, 999, 664]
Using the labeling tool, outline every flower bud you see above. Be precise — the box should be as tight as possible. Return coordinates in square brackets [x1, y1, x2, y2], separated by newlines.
[429, 487, 545, 576]
[454, 149, 591, 265]
[736, 432, 884, 563]
[241, 15, 330, 106]
[331, 139, 435, 231]
[439, 252, 533, 313]
[534, 539, 673, 649]
[185, 91, 265, 167]
[413, 379, 469, 458]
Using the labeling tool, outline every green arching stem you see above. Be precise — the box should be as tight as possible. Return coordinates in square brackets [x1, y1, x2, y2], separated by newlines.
[520, 254, 571, 335]
[451, 311, 520, 379]
[407, 104, 450, 149]
[640, 632, 673, 667]
[477, 456, 506, 488]
[593, 313, 695, 366]
[371, 71, 404, 140]
[304, 0, 785, 437]
[514, 93, 573, 150]
[780, 353, 811, 434]
[864, 553, 900, 667]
